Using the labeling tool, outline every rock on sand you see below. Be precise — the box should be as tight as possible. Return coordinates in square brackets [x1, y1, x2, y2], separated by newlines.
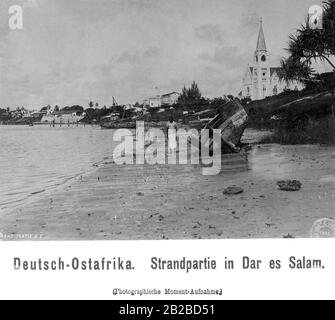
[223, 186, 244, 195]
[277, 180, 302, 192]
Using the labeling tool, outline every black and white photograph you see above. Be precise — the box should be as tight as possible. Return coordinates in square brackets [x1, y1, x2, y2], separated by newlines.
[0, 0, 335, 244]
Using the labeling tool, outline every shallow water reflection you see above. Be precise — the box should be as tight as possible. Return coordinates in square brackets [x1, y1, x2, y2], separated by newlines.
[0, 126, 118, 210]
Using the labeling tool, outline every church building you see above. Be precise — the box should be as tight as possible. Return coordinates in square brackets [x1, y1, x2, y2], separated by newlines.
[240, 18, 304, 101]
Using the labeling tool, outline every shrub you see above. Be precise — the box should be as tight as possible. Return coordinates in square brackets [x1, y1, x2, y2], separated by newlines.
[261, 117, 335, 145]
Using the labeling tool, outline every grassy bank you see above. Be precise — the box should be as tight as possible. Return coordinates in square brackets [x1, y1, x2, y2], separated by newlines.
[261, 117, 335, 145]
[245, 90, 319, 130]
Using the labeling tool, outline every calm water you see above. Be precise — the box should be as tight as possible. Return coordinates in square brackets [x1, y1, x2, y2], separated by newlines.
[0, 125, 118, 211]
[4, 125, 334, 214]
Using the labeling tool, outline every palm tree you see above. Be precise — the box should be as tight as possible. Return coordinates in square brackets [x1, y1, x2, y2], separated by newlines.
[281, 0, 335, 115]
[279, 57, 314, 83]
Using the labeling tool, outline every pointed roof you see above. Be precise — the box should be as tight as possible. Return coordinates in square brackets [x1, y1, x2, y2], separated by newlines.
[256, 17, 267, 52]
[270, 67, 285, 78]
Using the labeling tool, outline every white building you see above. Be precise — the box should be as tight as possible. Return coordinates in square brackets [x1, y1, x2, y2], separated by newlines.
[161, 92, 180, 106]
[148, 96, 162, 108]
[145, 92, 180, 108]
[240, 18, 304, 101]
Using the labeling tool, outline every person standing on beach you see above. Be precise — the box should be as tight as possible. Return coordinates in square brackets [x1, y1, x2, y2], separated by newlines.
[167, 116, 177, 153]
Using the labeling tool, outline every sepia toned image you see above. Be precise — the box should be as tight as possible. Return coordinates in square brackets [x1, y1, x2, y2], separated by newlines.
[1, 0, 335, 241]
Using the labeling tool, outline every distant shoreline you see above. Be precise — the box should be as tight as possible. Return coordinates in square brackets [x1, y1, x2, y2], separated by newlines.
[0, 122, 87, 126]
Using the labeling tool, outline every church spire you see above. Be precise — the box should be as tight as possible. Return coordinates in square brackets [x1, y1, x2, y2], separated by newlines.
[256, 17, 267, 52]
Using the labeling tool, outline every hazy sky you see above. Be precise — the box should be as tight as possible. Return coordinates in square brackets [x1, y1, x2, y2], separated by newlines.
[0, 0, 325, 109]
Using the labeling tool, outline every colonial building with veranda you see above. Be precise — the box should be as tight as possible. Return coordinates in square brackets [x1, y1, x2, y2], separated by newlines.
[240, 18, 304, 101]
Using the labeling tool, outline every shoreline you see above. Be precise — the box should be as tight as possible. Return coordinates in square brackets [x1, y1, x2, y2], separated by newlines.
[1, 142, 335, 240]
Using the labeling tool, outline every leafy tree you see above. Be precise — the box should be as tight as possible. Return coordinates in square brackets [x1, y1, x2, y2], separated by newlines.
[0, 108, 10, 121]
[189, 81, 202, 102]
[61, 105, 84, 113]
[281, 0, 335, 116]
[134, 102, 141, 109]
[89, 101, 94, 108]
[211, 97, 228, 108]
[178, 81, 202, 108]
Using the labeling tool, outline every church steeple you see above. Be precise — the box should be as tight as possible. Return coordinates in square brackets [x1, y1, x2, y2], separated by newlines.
[242, 16, 303, 101]
[256, 17, 267, 52]
[253, 17, 270, 100]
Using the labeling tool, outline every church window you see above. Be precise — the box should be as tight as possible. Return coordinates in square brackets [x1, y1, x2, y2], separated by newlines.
[256, 56, 258, 63]
[273, 85, 278, 95]
[261, 55, 266, 62]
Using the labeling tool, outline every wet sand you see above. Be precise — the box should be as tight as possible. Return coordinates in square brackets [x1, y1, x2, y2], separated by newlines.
[1, 142, 335, 240]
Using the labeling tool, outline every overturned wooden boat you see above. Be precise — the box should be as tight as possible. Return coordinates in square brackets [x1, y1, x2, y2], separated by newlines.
[201, 99, 249, 153]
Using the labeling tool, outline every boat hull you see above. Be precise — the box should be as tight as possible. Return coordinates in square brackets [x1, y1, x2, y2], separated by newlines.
[202, 100, 248, 152]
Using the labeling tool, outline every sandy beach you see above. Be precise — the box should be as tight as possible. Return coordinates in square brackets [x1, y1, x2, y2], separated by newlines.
[1, 131, 335, 240]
